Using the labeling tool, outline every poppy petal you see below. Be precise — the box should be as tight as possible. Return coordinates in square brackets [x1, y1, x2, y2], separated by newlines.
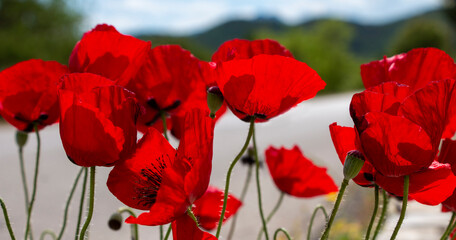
[212, 39, 293, 62]
[171, 214, 218, 240]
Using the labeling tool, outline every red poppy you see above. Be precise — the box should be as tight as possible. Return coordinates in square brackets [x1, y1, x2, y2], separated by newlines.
[69, 24, 151, 86]
[216, 54, 325, 122]
[265, 145, 338, 197]
[125, 45, 210, 136]
[192, 186, 242, 231]
[0, 59, 68, 131]
[212, 39, 293, 62]
[58, 73, 139, 167]
[107, 109, 215, 225]
[171, 214, 217, 240]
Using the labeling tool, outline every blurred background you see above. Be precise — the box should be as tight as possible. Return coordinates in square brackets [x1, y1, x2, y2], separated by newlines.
[1, 0, 456, 93]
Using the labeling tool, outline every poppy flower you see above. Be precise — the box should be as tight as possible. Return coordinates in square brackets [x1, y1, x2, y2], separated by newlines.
[107, 109, 215, 226]
[216, 54, 325, 122]
[192, 186, 242, 231]
[0, 59, 68, 131]
[211, 39, 293, 63]
[69, 24, 151, 86]
[58, 73, 139, 167]
[172, 214, 217, 240]
[265, 145, 338, 197]
[125, 45, 210, 136]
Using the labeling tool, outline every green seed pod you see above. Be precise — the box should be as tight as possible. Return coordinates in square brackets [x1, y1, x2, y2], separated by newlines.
[207, 86, 224, 118]
[343, 150, 365, 180]
[16, 131, 28, 147]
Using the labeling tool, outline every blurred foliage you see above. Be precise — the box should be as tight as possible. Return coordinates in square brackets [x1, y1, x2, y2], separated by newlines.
[253, 20, 365, 93]
[0, 0, 81, 69]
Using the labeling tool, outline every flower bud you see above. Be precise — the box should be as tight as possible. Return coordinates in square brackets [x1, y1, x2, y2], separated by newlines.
[108, 212, 123, 230]
[343, 150, 365, 180]
[16, 131, 28, 147]
[207, 86, 224, 118]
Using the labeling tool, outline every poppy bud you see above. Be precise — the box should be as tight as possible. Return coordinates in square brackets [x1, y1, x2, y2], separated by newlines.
[343, 150, 365, 180]
[207, 86, 224, 118]
[16, 131, 28, 147]
[108, 212, 123, 230]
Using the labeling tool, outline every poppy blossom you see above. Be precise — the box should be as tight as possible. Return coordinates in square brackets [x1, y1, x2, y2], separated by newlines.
[265, 145, 338, 197]
[107, 109, 215, 226]
[0, 59, 68, 131]
[212, 39, 293, 63]
[69, 24, 151, 86]
[125, 45, 210, 136]
[171, 214, 217, 240]
[216, 54, 325, 122]
[192, 186, 242, 231]
[58, 73, 139, 167]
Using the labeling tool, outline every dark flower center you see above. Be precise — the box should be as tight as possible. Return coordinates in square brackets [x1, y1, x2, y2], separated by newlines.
[135, 154, 169, 207]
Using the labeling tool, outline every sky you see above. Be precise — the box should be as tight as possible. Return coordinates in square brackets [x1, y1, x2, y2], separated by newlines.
[76, 0, 444, 35]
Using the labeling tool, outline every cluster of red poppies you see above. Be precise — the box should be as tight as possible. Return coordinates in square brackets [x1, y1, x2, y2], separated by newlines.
[0, 24, 340, 240]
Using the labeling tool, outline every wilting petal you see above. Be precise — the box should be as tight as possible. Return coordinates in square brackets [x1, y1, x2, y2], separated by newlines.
[265, 145, 338, 197]
[171, 214, 218, 240]
[212, 39, 293, 62]
[192, 186, 242, 231]
[329, 123, 375, 187]
[360, 112, 435, 177]
[376, 162, 456, 205]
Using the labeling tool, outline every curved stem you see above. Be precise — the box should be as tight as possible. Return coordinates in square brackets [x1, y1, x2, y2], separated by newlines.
[187, 207, 199, 227]
[1, 197, 16, 240]
[163, 225, 172, 240]
[257, 193, 285, 240]
[321, 178, 349, 240]
[390, 175, 409, 240]
[160, 111, 169, 141]
[75, 168, 88, 240]
[227, 165, 254, 240]
[365, 185, 380, 240]
[373, 189, 389, 240]
[56, 168, 84, 240]
[252, 123, 269, 240]
[273, 228, 292, 240]
[79, 167, 96, 240]
[307, 205, 328, 240]
[441, 212, 456, 240]
[215, 119, 255, 238]
[18, 144, 30, 211]
[24, 125, 41, 240]
[118, 207, 139, 240]
[39, 230, 57, 240]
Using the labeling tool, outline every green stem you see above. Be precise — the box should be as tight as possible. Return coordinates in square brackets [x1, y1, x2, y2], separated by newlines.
[118, 207, 139, 240]
[187, 207, 199, 227]
[390, 175, 409, 240]
[75, 168, 88, 240]
[273, 228, 292, 240]
[79, 167, 96, 240]
[56, 168, 84, 240]
[160, 225, 163, 240]
[365, 185, 380, 240]
[441, 212, 456, 240]
[24, 125, 41, 240]
[227, 164, 254, 240]
[39, 230, 56, 240]
[257, 193, 285, 240]
[163, 225, 172, 240]
[372, 189, 389, 240]
[307, 205, 328, 240]
[18, 144, 30, 211]
[321, 178, 349, 240]
[215, 118, 255, 238]
[160, 111, 169, 141]
[252, 123, 269, 240]
[1, 197, 16, 240]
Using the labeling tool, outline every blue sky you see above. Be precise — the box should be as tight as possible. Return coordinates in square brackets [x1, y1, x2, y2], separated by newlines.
[77, 0, 443, 35]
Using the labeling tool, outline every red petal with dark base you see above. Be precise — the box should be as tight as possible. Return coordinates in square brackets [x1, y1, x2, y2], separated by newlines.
[212, 39, 293, 62]
[69, 24, 151, 86]
[171, 214, 217, 240]
[329, 123, 375, 187]
[265, 145, 338, 197]
[216, 54, 325, 121]
[192, 186, 242, 231]
[443, 189, 456, 212]
[360, 112, 435, 177]
[438, 139, 456, 175]
[376, 162, 456, 205]
[0, 59, 68, 131]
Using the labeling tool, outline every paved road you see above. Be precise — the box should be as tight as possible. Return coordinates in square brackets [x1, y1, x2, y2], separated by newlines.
[0, 92, 450, 240]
